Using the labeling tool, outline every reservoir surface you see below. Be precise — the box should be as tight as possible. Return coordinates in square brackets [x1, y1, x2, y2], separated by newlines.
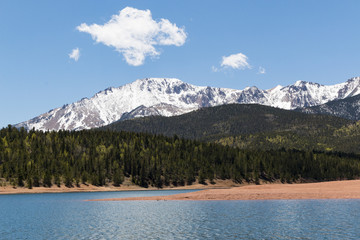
[1, 190, 359, 239]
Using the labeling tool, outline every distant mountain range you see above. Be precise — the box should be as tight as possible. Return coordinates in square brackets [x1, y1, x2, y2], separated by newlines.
[15, 77, 360, 131]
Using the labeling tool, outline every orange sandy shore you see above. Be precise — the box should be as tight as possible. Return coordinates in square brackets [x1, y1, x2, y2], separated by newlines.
[88, 180, 360, 201]
[0, 179, 240, 195]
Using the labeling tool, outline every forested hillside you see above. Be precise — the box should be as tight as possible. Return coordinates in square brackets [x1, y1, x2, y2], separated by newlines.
[217, 120, 360, 153]
[1, 126, 360, 188]
[102, 104, 360, 153]
[103, 104, 350, 139]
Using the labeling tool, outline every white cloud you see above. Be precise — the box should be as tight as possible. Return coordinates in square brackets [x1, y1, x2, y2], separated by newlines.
[258, 66, 266, 74]
[77, 7, 187, 66]
[220, 53, 251, 70]
[211, 66, 219, 72]
[69, 48, 80, 61]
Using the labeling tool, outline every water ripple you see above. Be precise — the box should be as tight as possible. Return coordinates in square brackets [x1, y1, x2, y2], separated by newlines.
[1, 192, 360, 239]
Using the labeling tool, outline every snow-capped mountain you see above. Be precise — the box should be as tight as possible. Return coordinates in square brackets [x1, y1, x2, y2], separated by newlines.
[267, 78, 360, 109]
[15, 77, 360, 131]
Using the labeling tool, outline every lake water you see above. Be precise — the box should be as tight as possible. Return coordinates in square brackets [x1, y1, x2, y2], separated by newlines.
[1, 190, 360, 239]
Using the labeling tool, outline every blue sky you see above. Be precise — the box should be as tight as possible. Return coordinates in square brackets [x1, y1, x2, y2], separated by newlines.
[1, 0, 360, 128]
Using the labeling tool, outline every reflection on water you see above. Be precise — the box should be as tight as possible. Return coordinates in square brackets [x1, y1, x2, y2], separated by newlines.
[1, 190, 360, 239]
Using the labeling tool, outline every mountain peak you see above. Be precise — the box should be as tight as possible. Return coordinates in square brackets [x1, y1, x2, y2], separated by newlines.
[292, 80, 323, 90]
[347, 77, 360, 83]
[243, 86, 260, 93]
[294, 80, 313, 87]
[136, 77, 184, 85]
[294, 80, 305, 85]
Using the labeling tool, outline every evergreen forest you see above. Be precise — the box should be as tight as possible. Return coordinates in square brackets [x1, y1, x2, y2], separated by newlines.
[1, 125, 360, 189]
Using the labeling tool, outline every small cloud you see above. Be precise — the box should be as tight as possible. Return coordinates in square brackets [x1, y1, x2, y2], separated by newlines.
[211, 66, 219, 72]
[77, 7, 187, 66]
[220, 53, 251, 70]
[258, 66, 266, 74]
[69, 48, 80, 61]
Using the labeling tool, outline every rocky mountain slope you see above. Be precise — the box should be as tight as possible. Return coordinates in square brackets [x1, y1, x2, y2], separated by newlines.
[299, 94, 360, 120]
[15, 77, 360, 131]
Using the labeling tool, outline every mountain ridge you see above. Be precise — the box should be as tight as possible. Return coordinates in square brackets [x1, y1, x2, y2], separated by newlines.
[15, 77, 360, 131]
[102, 103, 360, 153]
[102, 103, 351, 140]
[298, 94, 360, 120]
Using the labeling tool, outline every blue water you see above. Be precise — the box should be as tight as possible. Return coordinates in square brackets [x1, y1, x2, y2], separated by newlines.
[1, 190, 360, 240]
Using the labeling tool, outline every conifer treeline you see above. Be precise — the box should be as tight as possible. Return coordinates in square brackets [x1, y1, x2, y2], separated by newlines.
[1, 126, 360, 188]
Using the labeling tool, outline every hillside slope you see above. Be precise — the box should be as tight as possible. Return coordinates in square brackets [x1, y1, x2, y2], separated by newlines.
[102, 104, 359, 153]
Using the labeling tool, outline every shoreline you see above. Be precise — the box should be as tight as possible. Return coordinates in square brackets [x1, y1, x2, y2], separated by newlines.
[3, 180, 360, 201]
[0, 179, 240, 195]
[87, 180, 360, 201]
